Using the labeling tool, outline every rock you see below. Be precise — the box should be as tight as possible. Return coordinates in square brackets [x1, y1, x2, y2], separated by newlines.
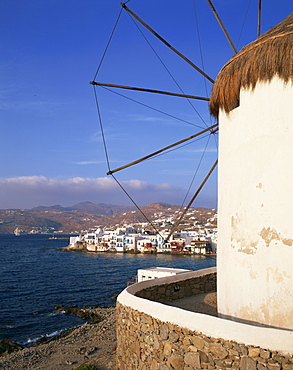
[168, 331, 179, 343]
[240, 356, 257, 370]
[169, 354, 184, 370]
[0, 340, 23, 356]
[184, 352, 201, 368]
[54, 305, 103, 323]
[54, 304, 64, 310]
[159, 324, 169, 340]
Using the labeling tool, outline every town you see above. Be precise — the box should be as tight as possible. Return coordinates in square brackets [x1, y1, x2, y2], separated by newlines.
[68, 220, 217, 255]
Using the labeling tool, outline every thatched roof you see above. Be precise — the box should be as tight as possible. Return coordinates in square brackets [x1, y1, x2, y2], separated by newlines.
[209, 13, 293, 118]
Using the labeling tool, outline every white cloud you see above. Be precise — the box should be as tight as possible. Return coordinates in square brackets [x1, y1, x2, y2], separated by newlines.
[76, 160, 106, 165]
[185, 148, 218, 153]
[0, 176, 189, 209]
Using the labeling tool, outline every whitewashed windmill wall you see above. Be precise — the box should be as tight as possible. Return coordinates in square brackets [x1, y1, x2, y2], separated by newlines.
[217, 76, 293, 329]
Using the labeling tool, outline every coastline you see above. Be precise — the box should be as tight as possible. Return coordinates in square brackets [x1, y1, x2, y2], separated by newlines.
[62, 245, 217, 257]
[0, 306, 117, 370]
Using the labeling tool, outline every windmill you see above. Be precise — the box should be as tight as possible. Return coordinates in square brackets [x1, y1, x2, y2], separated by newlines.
[91, 1, 288, 247]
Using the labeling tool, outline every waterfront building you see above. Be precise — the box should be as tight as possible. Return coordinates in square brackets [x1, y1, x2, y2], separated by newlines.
[68, 224, 216, 255]
[136, 237, 151, 253]
[156, 232, 171, 253]
[83, 227, 103, 245]
[189, 239, 208, 254]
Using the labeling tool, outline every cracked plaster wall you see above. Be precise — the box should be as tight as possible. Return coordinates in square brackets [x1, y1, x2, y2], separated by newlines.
[217, 77, 293, 329]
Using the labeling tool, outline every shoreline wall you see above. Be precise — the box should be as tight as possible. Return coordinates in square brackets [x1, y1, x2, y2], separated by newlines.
[116, 268, 293, 369]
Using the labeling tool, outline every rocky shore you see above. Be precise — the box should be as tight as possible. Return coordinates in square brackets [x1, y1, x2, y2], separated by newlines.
[0, 306, 116, 370]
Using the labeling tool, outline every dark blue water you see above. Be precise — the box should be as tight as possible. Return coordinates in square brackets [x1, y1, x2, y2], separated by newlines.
[0, 234, 216, 346]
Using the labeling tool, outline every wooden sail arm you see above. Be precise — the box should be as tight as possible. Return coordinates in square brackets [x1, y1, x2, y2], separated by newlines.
[120, 2, 215, 84]
[106, 123, 218, 175]
[164, 158, 218, 243]
[90, 81, 210, 101]
[206, 0, 237, 54]
[258, 0, 262, 37]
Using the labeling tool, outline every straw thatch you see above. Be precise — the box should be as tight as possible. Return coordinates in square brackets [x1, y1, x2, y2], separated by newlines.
[209, 13, 293, 118]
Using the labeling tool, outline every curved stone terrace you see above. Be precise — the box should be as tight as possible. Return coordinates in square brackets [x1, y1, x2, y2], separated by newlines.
[116, 267, 293, 369]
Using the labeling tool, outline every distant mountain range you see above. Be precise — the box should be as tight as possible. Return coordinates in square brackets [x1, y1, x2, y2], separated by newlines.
[30, 201, 135, 216]
[0, 202, 216, 234]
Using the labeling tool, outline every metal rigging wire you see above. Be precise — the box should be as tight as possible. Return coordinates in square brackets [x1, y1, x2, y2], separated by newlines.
[92, 3, 218, 238]
[193, 0, 210, 102]
[93, 8, 123, 81]
[93, 86, 111, 174]
[236, 0, 253, 49]
[99, 85, 206, 129]
[125, 9, 208, 128]
[111, 174, 165, 239]
[179, 134, 211, 211]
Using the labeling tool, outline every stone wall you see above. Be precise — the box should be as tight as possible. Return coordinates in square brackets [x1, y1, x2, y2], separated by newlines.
[116, 268, 293, 369]
[116, 302, 293, 370]
[135, 271, 216, 303]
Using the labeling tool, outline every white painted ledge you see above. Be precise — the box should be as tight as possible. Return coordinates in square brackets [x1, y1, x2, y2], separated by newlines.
[117, 267, 293, 355]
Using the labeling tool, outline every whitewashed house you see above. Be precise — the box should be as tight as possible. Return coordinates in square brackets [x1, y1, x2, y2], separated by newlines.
[156, 233, 171, 253]
[68, 235, 82, 248]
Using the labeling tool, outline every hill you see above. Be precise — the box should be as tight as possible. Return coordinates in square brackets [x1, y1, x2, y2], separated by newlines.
[30, 202, 134, 216]
[0, 202, 217, 234]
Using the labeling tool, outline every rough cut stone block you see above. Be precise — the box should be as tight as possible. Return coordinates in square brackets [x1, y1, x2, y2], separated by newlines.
[199, 350, 209, 364]
[159, 324, 169, 340]
[183, 336, 192, 346]
[153, 334, 160, 350]
[191, 336, 205, 350]
[257, 363, 269, 370]
[272, 355, 286, 364]
[169, 331, 179, 343]
[260, 349, 271, 360]
[184, 352, 201, 368]
[230, 349, 240, 356]
[170, 354, 184, 370]
[209, 342, 229, 359]
[224, 358, 233, 366]
[215, 358, 230, 368]
[240, 356, 257, 370]
[158, 364, 169, 370]
[249, 348, 261, 358]
[240, 346, 249, 356]
[267, 363, 281, 370]
[163, 342, 173, 356]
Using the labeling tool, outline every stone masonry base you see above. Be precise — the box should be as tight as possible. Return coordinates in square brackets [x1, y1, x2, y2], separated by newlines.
[116, 301, 293, 370]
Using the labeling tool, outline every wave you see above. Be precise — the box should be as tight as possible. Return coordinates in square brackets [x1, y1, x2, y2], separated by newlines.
[47, 310, 66, 316]
[23, 327, 70, 346]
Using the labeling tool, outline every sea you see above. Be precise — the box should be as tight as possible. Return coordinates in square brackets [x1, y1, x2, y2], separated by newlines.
[0, 234, 216, 347]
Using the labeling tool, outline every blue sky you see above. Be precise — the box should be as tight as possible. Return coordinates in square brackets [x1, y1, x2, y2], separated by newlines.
[1, 0, 291, 209]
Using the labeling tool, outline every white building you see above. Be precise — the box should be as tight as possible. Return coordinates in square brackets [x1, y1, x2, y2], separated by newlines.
[156, 233, 171, 253]
[137, 267, 191, 283]
[210, 13, 293, 330]
[136, 236, 156, 253]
